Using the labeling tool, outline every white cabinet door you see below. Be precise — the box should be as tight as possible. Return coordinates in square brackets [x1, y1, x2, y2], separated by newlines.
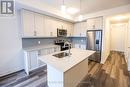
[73, 22, 86, 37]
[29, 51, 38, 71]
[22, 10, 35, 37]
[67, 23, 74, 37]
[87, 18, 95, 30]
[74, 44, 86, 50]
[81, 44, 86, 50]
[51, 19, 58, 37]
[80, 22, 87, 37]
[95, 17, 103, 29]
[45, 16, 57, 37]
[34, 13, 45, 37]
[87, 17, 103, 30]
[73, 23, 81, 37]
[44, 17, 52, 37]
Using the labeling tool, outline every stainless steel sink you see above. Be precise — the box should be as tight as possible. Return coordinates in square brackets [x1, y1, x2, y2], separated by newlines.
[53, 52, 71, 58]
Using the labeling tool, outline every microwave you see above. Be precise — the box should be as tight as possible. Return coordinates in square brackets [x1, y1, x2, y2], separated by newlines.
[57, 29, 67, 37]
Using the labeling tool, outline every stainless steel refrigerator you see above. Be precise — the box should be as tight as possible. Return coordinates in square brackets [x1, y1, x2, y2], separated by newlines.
[87, 30, 102, 63]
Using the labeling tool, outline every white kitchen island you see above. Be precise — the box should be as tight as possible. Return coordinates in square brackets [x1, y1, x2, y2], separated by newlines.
[39, 48, 95, 87]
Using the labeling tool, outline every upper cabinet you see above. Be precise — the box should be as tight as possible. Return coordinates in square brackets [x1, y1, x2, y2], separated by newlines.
[21, 9, 74, 38]
[87, 17, 103, 30]
[21, 10, 35, 37]
[67, 23, 74, 37]
[72, 17, 103, 37]
[21, 10, 45, 37]
[73, 21, 87, 37]
[34, 13, 45, 37]
[44, 16, 58, 37]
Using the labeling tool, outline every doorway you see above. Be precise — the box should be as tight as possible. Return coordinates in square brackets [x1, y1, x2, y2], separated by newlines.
[110, 23, 128, 52]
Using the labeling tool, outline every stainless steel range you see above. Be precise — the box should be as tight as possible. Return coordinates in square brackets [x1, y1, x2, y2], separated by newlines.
[54, 39, 71, 51]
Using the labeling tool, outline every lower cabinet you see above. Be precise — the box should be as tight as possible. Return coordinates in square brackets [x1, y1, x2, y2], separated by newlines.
[24, 46, 60, 75]
[73, 44, 86, 50]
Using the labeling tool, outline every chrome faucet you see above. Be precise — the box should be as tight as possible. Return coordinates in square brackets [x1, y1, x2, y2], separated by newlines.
[63, 41, 71, 56]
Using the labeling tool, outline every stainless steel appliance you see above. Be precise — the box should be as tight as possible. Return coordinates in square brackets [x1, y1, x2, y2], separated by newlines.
[57, 29, 67, 37]
[54, 39, 71, 51]
[87, 30, 102, 63]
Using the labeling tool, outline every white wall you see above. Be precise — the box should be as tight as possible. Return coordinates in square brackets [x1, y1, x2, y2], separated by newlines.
[0, 11, 24, 77]
[101, 17, 111, 64]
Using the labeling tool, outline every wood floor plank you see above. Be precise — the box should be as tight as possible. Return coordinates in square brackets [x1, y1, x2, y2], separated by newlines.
[0, 51, 130, 87]
[78, 51, 130, 87]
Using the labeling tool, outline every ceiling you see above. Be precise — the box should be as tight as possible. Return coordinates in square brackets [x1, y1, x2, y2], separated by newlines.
[16, 0, 130, 22]
[38, 0, 130, 16]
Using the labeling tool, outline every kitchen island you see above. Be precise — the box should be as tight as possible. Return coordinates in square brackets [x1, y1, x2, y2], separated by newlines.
[39, 48, 95, 87]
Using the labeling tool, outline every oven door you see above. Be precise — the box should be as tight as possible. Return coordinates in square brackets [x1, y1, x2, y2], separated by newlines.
[57, 29, 67, 37]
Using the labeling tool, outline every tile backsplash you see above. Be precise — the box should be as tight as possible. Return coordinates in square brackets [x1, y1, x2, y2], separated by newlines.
[22, 37, 87, 48]
[22, 37, 72, 48]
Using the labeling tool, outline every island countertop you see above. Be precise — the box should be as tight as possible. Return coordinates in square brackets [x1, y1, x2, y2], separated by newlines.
[39, 48, 95, 72]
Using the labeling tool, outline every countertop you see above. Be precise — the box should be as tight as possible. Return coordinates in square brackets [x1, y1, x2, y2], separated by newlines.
[23, 45, 60, 51]
[39, 48, 95, 72]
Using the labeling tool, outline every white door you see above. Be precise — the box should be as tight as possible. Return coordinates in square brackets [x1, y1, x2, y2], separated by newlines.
[128, 27, 130, 47]
[34, 13, 45, 37]
[110, 24, 127, 52]
[22, 10, 35, 37]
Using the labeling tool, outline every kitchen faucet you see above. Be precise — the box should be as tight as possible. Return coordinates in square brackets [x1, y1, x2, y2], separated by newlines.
[63, 41, 71, 56]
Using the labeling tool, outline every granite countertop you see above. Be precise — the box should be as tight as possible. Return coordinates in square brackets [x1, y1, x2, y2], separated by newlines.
[39, 48, 95, 72]
[23, 45, 60, 51]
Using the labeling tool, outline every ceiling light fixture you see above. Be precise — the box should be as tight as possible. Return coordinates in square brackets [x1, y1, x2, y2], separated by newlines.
[67, 7, 79, 15]
[78, 0, 83, 21]
[113, 15, 128, 21]
[61, 0, 66, 14]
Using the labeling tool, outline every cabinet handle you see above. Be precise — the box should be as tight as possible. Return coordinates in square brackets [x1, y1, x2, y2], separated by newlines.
[38, 50, 41, 56]
[93, 25, 95, 29]
[34, 31, 37, 36]
[50, 32, 53, 36]
[79, 45, 81, 48]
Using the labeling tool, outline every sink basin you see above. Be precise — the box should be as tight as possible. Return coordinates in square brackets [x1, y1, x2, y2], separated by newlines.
[53, 52, 71, 58]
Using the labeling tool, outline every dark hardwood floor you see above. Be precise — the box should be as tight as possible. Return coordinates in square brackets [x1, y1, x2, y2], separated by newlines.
[0, 51, 130, 87]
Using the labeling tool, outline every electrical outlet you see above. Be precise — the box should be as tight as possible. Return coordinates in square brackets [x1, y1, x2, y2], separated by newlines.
[38, 41, 41, 44]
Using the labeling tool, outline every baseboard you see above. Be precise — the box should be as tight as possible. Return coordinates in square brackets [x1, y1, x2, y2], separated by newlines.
[0, 68, 24, 77]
